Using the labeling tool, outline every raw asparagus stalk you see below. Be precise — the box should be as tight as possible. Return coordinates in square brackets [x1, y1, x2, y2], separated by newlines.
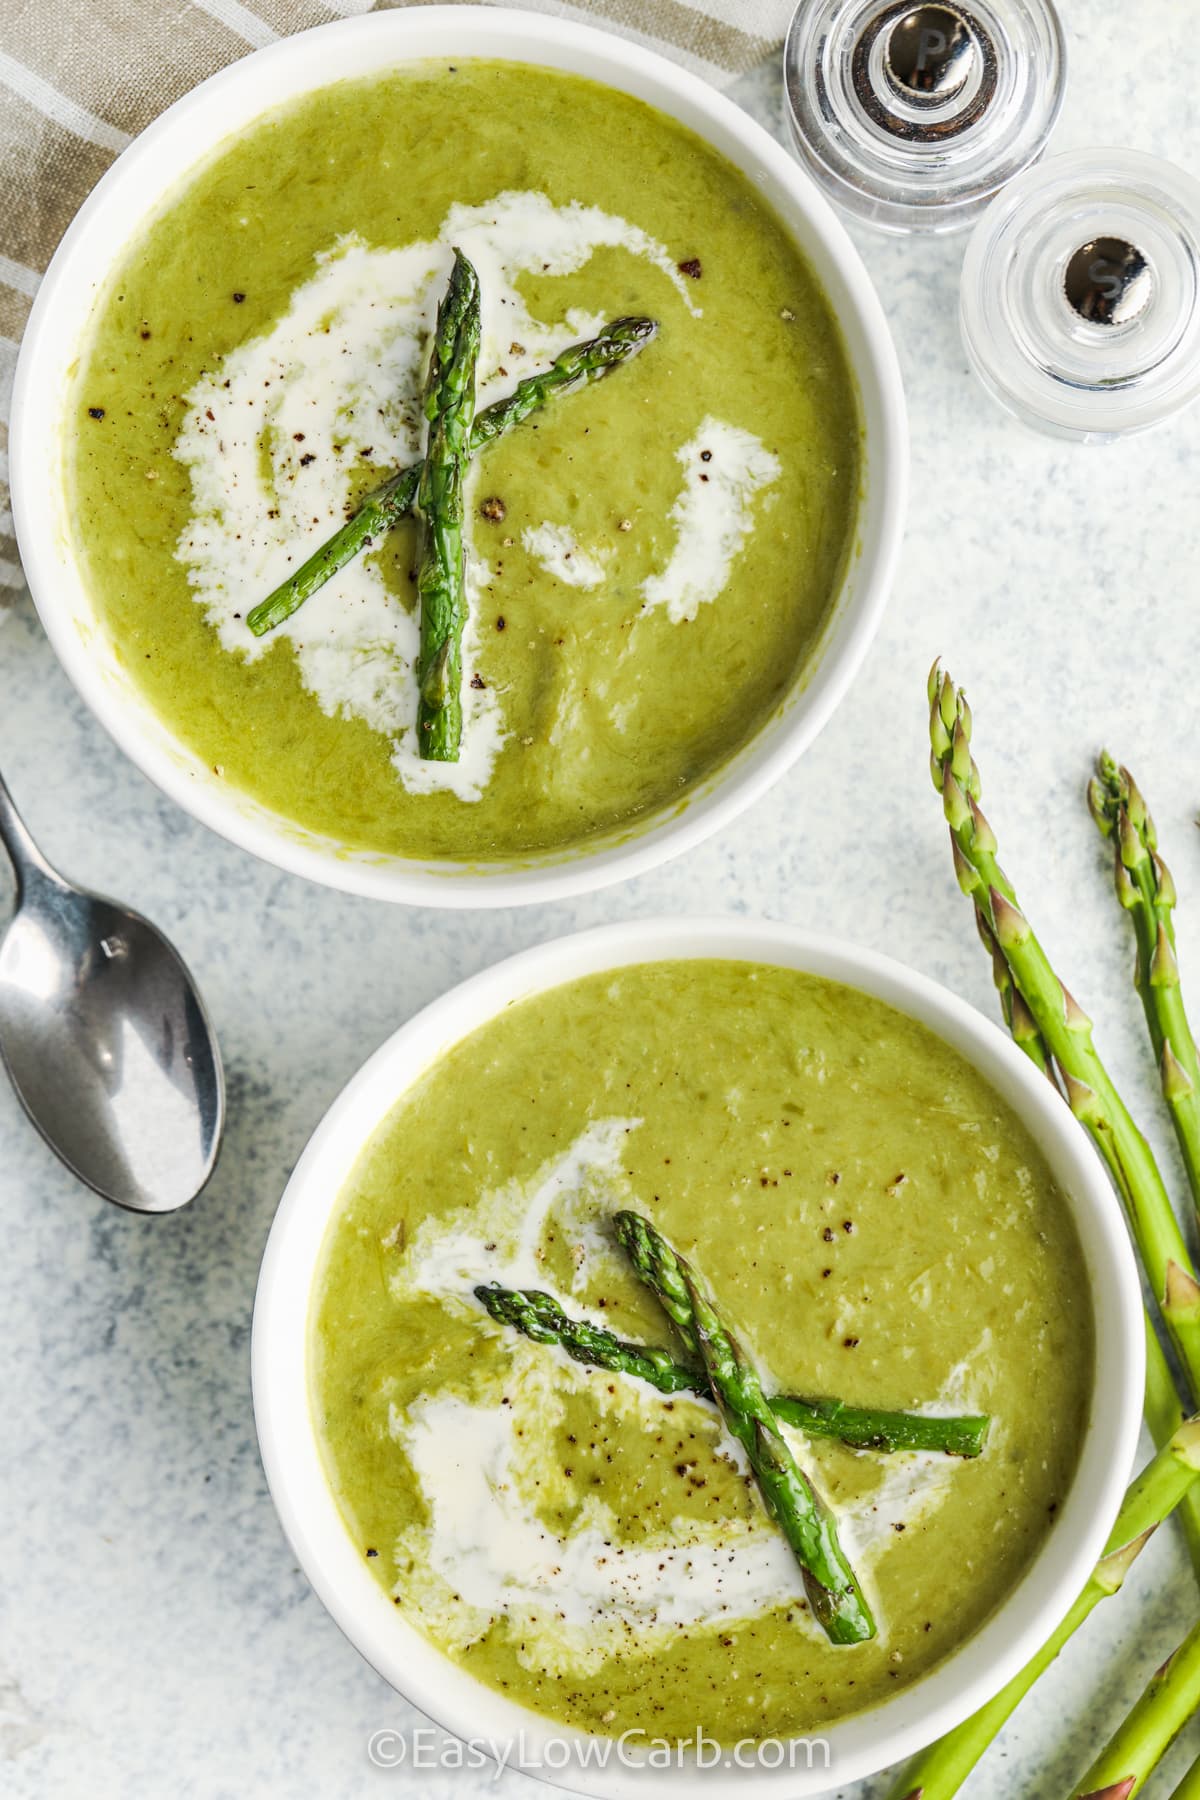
[414, 248, 481, 761]
[1089, 752, 1200, 1220]
[928, 664, 1200, 1391]
[246, 316, 658, 637]
[1073, 1617, 1200, 1798]
[888, 1416, 1200, 1800]
[614, 1209, 876, 1646]
[475, 1283, 991, 1456]
[1141, 1307, 1200, 1578]
[969, 854, 1200, 1576]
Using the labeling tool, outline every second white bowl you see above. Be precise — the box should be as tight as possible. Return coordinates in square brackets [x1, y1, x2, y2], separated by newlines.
[252, 916, 1142, 1797]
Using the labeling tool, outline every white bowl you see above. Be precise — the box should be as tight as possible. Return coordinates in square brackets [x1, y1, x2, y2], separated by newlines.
[252, 916, 1143, 1797]
[10, 7, 906, 908]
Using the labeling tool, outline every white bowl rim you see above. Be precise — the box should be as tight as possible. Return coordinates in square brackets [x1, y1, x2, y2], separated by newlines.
[10, 6, 908, 909]
[251, 915, 1144, 1798]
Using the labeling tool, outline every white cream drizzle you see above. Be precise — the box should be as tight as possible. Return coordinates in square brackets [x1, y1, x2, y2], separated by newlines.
[641, 418, 782, 623]
[521, 521, 610, 589]
[399, 1114, 639, 1310]
[386, 1118, 981, 1672]
[395, 1369, 807, 1673]
[392, 1363, 968, 1673]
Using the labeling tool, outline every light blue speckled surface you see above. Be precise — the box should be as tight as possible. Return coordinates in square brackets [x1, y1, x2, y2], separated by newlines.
[3, 5, 1200, 1795]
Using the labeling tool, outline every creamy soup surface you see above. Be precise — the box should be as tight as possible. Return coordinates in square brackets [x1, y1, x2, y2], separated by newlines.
[312, 961, 1094, 1741]
[66, 62, 860, 861]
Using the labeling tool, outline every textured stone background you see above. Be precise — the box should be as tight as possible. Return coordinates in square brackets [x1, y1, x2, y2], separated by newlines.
[3, 4, 1199, 1794]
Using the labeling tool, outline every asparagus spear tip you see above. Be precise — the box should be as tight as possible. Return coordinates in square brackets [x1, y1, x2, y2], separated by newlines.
[1088, 749, 1200, 1224]
[945, 675, 1200, 1583]
[928, 667, 1200, 1397]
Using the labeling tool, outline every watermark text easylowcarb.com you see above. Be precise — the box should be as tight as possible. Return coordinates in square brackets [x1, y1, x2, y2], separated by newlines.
[367, 1725, 831, 1779]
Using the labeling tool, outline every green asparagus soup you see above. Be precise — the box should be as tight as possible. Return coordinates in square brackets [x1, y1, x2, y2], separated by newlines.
[311, 960, 1094, 1741]
[66, 63, 860, 861]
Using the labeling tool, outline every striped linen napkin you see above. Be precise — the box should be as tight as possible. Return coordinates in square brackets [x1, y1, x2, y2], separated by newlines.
[0, 0, 792, 602]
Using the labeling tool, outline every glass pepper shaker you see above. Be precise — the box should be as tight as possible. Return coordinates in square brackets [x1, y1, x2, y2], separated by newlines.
[959, 148, 1200, 441]
[783, 0, 1066, 234]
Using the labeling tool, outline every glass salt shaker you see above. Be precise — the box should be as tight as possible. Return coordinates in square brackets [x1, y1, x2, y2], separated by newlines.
[783, 0, 1066, 234]
[959, 148, 1200, 441]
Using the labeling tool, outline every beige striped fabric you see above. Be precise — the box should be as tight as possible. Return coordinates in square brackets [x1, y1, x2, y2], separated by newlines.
[0, 0, 791, 600]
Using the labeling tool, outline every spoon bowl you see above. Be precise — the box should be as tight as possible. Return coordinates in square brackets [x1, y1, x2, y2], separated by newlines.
[0, 774, 223, 1213]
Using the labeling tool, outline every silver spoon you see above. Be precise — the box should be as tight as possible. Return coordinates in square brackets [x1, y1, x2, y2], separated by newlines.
[0, 768, 224, 1213]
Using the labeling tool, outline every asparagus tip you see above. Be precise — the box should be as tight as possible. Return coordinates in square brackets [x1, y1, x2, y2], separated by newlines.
[1117, 807, 1145, 872]
[1076, 1781, 1136, 1800]
[1087, 773, 1113, 835]
[937, 670, 957, 734]
[608, 313, 659, 345]
[1125, 768, 1154, 843]
[1114, 859, 1138, 911]
[941, 766, 971, 832]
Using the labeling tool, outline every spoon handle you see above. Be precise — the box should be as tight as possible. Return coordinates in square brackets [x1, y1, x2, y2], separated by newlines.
[0, 767, 61, 894]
